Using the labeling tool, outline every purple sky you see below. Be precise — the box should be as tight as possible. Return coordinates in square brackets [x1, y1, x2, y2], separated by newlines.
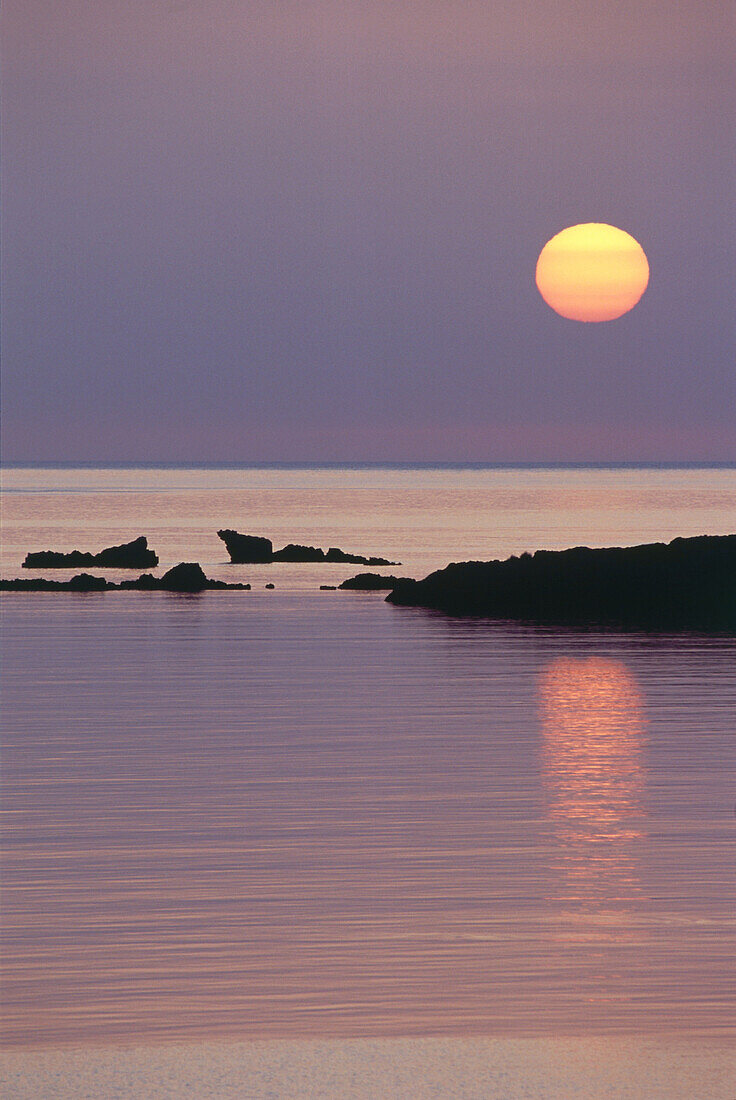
[3, 1, 734, 463]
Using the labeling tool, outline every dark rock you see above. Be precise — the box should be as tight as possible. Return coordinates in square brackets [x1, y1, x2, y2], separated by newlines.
[159, 562, 209, 592]
[120, 572, 160, 590]
[272, 543, 326, 562]
[3, 564, 252, 593]
[67, 573, 109, 591]
[217, 528, 398, 565]
[22, 549, 92, 569]
[273, 543, 397, 564]
[207, 580, 251, 590]
[339, 573, 408, 591]
[95, 537, 158, 568]
[320, 585, 337, 590]
[23, 536, 158, 569]
[265, 583, 275, 589]
[325, 548, 396, 566]
[217, 530, 273, 563]
[1, 574, 110, 591]
[123, 569, 253, 592]
[387, 534, 736, 631]
[0, 577, 53, 590]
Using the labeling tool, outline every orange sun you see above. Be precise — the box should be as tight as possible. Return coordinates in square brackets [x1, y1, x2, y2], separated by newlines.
[535, 223, 649, 322]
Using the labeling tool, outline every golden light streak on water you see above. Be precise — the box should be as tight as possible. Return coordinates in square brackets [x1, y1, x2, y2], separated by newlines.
[540, 658, 645, 905]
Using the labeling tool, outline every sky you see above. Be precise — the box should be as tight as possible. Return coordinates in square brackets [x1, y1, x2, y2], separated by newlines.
[3, 0, 734, 463]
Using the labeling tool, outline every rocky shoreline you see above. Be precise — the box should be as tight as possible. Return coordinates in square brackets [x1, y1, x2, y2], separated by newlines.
[387, 533, 736, 630]
[6, 533, 735, 629]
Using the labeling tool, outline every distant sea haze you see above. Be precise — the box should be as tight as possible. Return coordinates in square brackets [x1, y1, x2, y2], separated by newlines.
[2, 464, 735, 1046]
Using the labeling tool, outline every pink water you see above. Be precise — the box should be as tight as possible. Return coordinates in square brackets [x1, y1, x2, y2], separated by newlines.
[2, 466, 735, 1045]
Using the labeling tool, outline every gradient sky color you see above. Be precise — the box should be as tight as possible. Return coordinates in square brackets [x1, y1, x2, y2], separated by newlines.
[3, 1, 734, 463]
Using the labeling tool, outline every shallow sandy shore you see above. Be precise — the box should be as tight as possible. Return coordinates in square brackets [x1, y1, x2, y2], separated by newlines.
[2, 1036, 734, 1100]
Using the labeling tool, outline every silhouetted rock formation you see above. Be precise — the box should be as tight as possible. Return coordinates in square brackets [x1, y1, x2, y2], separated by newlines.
[339, 573, 408, 590]
[158, 562, 208, 592]
[218, 529, 397, 566]
[1, 574, 124, 591]
[2, 563, 251, 593]
[217, 530, 273, 563]
[324, 547, 396, 566]
[119, 566, 251, 592]
[23, 536, 158, 569]
[272, 543, 326, 562]
[387, 534, 736, 630]
[68, 573, 109, 591]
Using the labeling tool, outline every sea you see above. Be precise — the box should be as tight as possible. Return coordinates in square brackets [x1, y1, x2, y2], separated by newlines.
[1, 464, 735, 1047]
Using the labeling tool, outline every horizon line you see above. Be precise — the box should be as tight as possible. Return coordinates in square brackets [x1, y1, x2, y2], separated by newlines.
[2, 460, 735, 471]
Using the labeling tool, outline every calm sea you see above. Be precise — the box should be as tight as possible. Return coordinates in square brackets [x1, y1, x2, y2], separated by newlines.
[1, 465, 735, 1045]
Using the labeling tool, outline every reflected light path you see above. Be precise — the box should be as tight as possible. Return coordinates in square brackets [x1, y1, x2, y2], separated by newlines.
[539, 657, 646, 907]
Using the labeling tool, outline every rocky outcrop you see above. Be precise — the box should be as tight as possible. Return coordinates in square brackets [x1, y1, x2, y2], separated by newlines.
[324, 547, 396, 566]
[217, 530, 273, 563]
[119, 561, 252, 591]
[272, 543, 326, 562]
[218, 529, 397, 566]
[68, 573, 109, 591]
[387, 534, 736, 630]
[339, 573, 409, 590]
[23, 536, 158, 569]
[157, 562, 209, 592]
[1, 563, 251, 593]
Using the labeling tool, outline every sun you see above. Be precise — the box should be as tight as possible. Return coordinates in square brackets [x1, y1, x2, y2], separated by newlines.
[535, 223, 649, 322]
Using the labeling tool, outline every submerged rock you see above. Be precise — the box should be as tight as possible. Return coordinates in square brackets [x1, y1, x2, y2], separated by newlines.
[339, 573, 408, 591]
[387, 534, 736, 630]
[23, 536, 158, 569]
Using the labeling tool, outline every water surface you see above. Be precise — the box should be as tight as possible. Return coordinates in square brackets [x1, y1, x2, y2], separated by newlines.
[2, 466, 734, 1044]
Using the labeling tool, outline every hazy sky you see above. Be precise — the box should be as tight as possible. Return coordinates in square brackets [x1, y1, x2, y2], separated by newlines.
[3, 1, 734, 462]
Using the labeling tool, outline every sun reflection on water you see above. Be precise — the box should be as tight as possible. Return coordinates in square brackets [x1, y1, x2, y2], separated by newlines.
[539, 657, 646, 906]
